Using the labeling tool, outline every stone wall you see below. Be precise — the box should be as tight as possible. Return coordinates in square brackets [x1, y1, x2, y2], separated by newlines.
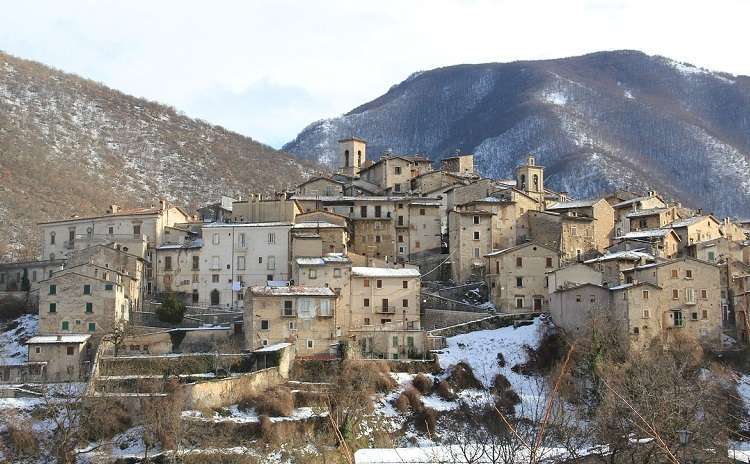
[182, 367, 284, 410]
[422, 308, 491, 331]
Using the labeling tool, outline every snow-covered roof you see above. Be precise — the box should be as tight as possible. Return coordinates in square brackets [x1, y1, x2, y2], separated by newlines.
[292, 222, 344, 229]
[547, 199, 599, 210]
[625, 207, 671, 218]
[668, 215, 715, 228]
[618, 229, 675, 240]
[27, 335, 90, 344]
[156, 239, 203, 250]
[351, 267, 420, 278]
[254, 342, 292, 353]
[608, 283, 635, 291]
[612, 195, 656, 208]
[583, 249, 655, 263]
[203, 222, 291, 228]
[485, 242, 555, 257]
[249, 286, 336, 297]
[296, 255, 352, 266]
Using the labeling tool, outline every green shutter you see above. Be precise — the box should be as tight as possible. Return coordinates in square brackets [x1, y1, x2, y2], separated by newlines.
[61, 321, 69, 330]
[49, 285, 56, 295]
[88, 322, 96, 332]
[105, 284, 113, 291]
[85, 302, 93, 313]
[83, 284, 91, 295]
[49, 303, 56, 313]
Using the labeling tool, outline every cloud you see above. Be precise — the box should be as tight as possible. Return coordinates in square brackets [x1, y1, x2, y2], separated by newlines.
[1, 0, 748, 147]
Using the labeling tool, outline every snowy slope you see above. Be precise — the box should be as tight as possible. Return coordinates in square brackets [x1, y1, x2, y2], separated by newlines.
[0, 314, 38, 364]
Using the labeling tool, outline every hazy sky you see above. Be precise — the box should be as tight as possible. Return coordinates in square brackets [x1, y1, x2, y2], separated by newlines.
[1, 1, 748, 148]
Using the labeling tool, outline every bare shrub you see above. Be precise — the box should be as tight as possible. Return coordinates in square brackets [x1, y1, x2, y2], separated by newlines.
[258, 415, 277, 444]
[495, 388, 521, 415]
[403, 387, 424, 412]
[393, 392, 411, 412]
[412, 374, 433, 395]
[413, 407, 438, 435]
[294, 390, 327, 408]
[80, 397, 131, 441]
[239, 386, 294, 417]
[447, 362, 482, 390]
[435, 380, 457, 400]
[491, 373, 511, 393]
[7, 419, 37, 456]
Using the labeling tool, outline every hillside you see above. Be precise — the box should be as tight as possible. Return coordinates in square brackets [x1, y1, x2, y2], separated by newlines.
[0, 51, 321, 261]
[284, 50, 750, 217]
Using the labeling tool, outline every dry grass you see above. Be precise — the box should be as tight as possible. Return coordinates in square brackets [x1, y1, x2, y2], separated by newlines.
[238, 386, 294, 417]
[412, 374, 433, 396]
[393, 392, 411, 412]
[7, 420, 36, 456]
[294, 390, 328, 408]
[495, 388, 521, 415]
[491, 373, 511, 393]
[435, 380, 457, 401]
[447, 362, 482, 391]
[414, 407, 438, 434]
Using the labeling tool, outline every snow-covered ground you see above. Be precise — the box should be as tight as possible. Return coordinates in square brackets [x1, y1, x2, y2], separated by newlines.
[182, 405, 327, 424]
[0, 313, 38, 364]
[435, 316, 548, 413]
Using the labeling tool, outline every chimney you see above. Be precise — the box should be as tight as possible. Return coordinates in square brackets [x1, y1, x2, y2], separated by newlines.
[108, 204, 120, 214]
[647, 190, 655, 197]
[159, 199, 167, 211]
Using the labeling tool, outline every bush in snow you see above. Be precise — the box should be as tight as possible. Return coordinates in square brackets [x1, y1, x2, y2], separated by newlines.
[412, 373, 433, 395]
[447, 362, 482, 391]
[491, 373, 511, 393]
[239, 385, 294, 417]
[435, 380, 457, 400]
[413, 407, 438, 435]
[393, 392, 411, 413]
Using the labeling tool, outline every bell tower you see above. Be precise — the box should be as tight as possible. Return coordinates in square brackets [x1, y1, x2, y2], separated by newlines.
[338, 137, 367, 177]
[516, 154, 545, 204]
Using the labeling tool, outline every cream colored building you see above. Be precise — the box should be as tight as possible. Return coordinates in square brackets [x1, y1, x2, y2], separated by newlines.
[527, 210, 597, 263]
[38, 270, 130, 337]
[359, 154, 433, 194]
[546, 198, 615, 252]
[618, 257, 722, 350]
[720, 218, 747, 241]
[440, 154, 475, 176]
[26, 334, 92, 382]
[485, 242, 560, 313]
[292, 254, 353, 334]
[615, 229, 681, 259]
[154, 240, 203, 304]
[625, 206, 679, 233]
[515, 155, 546, 207]
[396, 201, 442, 260]
[245, 285, 338, 357]
[667, 215, 723, 250]
[296, 177, 345, 196]
[199, 222, 292, 309]
[230, 197, 300, 224]
[338, 137, 368, 178]
[611, 192, 668, 236]
[291, 222, 348, 255]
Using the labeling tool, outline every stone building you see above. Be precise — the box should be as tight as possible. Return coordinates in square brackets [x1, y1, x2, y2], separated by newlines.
[292, 254, 353, 334]
[667, 215, 723, 250]
[546, 263, 604, 293]
[244, 285, 338, 357]
[611, 192, 668, 236]
[485, 242, 560, 313]
[338, 137, 368, 178]
[199, 222, 292, 309]
[625, 206, 679, 234]
[230, 196, 300, 224]
[614, 229, 681, 259]
[527, 210, 597, 263]
[296, 177, 345, 197]
[546, 198, 615, 252]
[548, 283, 611, 338]
[440, 154, 475, 176]
[291, 222, 348, 255]
[26, 334, 92, 382]
[0, 259, 65, 293]
[583, 249, 655, 287]
[154, 239, 203, 304]
[359, 154, 433, 194]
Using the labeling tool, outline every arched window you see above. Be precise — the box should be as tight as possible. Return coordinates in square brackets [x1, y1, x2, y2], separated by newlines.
[210, 289, 220, 306]
[533, 174, 539, 190]
[344, 150, 350, 167]
[50, 232, 56, 245]
[357, 150, 362, 166]
[520, 174, 526, 189]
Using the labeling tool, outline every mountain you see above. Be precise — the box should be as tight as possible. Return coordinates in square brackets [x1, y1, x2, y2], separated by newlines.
[0, 51, 321, 261]
[284, 50, 750, 217]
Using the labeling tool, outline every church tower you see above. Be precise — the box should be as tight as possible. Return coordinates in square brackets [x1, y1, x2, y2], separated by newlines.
[338, 137, 367, 177]
[515, 154, 545, 205]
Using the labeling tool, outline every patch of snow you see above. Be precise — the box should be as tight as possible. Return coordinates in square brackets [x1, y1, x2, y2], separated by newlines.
[624, 89, 634, 99]
[0, 314, 38, 364]
[543, 90, 568, 106]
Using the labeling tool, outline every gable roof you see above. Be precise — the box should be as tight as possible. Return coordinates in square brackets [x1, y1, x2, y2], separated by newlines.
[547, 199, 601, 210]
[297, 176, 345, 188]
[612, 194, 666, 209]
[485, 241, 558, 257]
[626, 207, 673, 218]
[666, 215, 721, 229]
[584, 249, 655, 263]
[618, 229, 680, 241]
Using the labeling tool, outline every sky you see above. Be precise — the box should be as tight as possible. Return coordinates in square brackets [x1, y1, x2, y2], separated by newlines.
[1, 0, 748, 148]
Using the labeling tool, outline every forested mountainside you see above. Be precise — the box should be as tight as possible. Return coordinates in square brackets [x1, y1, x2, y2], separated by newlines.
[284, 50, 750, 217]
[0, 51, 321, 260]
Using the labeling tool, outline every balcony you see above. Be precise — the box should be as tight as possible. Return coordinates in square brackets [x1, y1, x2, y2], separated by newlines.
[377, 305, 396, 314]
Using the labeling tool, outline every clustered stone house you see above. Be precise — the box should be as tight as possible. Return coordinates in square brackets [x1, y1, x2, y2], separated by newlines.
[3, 137, 750, 381]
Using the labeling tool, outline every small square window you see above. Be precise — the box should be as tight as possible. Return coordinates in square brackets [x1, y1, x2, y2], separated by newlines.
[672, 289, 679, 299]
[364, 298, 370, 307]
[49, 303, 56, 313]
[307, 339, 314, 349]
[402, 299, 409, 307]
[105, 283, 113, 291]
[700, 289, 708, 299]
[49, 284, 57, 295]
[376, 280, 382, 289]
[702, 309, 708, 319]
[685, 269, 693, 279]
[473, 231, 480, 240]
[402, 281, 408, 289]
[61, 321, 69, 331]
[364, 279, 370, 288]
[35, 346, 41, 354]
[260, 320, 269, 330]
[66, 346, 74, 356]
[85, 302, 93, 313]
[88, 322, 96, 332]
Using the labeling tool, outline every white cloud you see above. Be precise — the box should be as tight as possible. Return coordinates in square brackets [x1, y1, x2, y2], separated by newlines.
[1, 0, 748, 147]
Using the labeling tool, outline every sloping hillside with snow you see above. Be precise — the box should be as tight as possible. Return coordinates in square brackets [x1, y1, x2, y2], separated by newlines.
[285, 50, 750, 217]
[0, 314, 38, 364]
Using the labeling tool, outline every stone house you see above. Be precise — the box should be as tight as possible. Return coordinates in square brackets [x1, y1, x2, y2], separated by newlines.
[546, 198, 615, 251]
[0, 259, 65, 293]
[294, 210, 349, 227]
[244, 285, 338, 357]
[410, 170, 470, 196]
[397, 201, 442, 260]
[548, 283, 611, 338]
[230, 196, 301, 224]
[615, 229, 681, 258]
[720, 218, 747, 241]
[611, 192, 668, 236]
[26, 334, 92, 382]
[625, 206, 679, 234]
[440, 154, 475, 176]
[619, 257, 723, 349]
[448, 209, 495, 282]
[292, 254, 353, 335]
[154, 240, 203, 304]
[667, 215, 723, 250]
[527, 210, 597, 263]
[296, 177, 345, 196]
[38, 270, 130, 337]
[199, 222, 292, 309]
[291, 222, 348, 255]
[546, 263, 604, 293]
[583, 249, 655, 287]
[485, 242, 560, 313]
[359, 154, 433, 194]
[731, 261, 750, 343]
[196, 196, 235, 223]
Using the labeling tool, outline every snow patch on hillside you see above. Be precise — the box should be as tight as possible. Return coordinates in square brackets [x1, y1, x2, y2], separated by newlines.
[0, 314, 38, 364]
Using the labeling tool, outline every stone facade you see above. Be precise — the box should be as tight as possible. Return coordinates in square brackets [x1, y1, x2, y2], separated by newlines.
[27, 334, 92, 382]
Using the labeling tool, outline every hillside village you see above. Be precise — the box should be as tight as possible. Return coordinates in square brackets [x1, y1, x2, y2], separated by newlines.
[3, 137, 750, 462]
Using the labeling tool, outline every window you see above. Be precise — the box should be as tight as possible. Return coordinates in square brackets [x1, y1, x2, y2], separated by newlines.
[473, 231, 480, 240]
[394, 166, 402, 175]
[700, 289, 708, 299]
[685, 269, 693, 279]
[82, 284, 91, 295]
[31, 270, 37, 282]
[49, 303, 56, 313]
[307, 340, 314, 349]
[35, 346, 41, 354]
[49, 284, 57, 295]
[642, 290, 649, 300]
[375, 205, 382, 218]
[334, 268, 342, 278]
[364, 318, 371, 325]
[50, 232, 56, 245]
[545, 257, 553, 268]
[398, 216, 404, 226]
[691, 311, 699, 321]
[685, 288, 696, 304]
[192, 256, 200, 271]
[376, 279, 383, 288]
[239, 233, 246, 247]
[258, 257, 263, 264]
[309, 269, 318, 279]
[212, 233, 220, 245]
[260, 320, 269, 331]
[643, 309, 650, 319]
[702, 309, 708, 319]
[133, 224, 141, 236]
[392, 336, 399, 348]
[283, 300, 294, 316]
[364, 279, 370, 288]
[85, 303, 93, 313]
[473, 248, 480, 258]
[672, 289, 679, 300]
[212, 274, 220, 283]
[671, 269, 678, 279]
[473, 215, 480, 225]
[360, 206, 368, 218]
[211, 256, 220, 270]
[590, 295, 596, 304]
[402, 280, 408, 289]
[364, 298, 370, 307]
[108, 226, 114, 235]
[707, 251, 715, 262]
[419, 209, 426, 216]
[673, 311, 684, 327]
[516, 257, 523, 268]
[192, 289, 199, 303]
[375, 235, 382, 243]
[105, 283, 113, 291]
[402, 299, 409, 308]
[164, 256, 172, 271]
[576, 295, 582, 303]
[62, 321, 69, 331]
[268, 233, 276, 244]
[267, 256, 276, 270]
[237, 256, 246, 271]
[515, 297, 524, 309]
[88, 322, 96, 332]
[571, 226, 577, 236]
[66, 346, 74, 356]
[516, 277, 523, 288]
[415, 240, 421, 249]
[394, 184, 401, 192]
